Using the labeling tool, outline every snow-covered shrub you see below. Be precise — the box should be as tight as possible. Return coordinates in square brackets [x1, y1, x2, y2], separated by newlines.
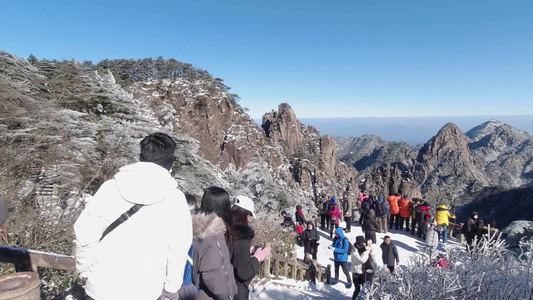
[363, 232, 533, 299]
[252, 217, 296, 256]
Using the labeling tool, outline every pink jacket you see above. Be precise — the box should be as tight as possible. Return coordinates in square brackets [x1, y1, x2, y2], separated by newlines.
[328, 206, 342, 224]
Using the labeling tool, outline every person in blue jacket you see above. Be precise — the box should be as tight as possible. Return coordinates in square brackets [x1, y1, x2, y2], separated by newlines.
[328, 227, 352, 288]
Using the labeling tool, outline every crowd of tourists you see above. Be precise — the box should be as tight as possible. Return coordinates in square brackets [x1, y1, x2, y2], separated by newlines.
[286, 190, 496, 299]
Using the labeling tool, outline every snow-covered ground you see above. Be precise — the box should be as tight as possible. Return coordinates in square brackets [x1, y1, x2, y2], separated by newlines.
[251, 221, 455, 299]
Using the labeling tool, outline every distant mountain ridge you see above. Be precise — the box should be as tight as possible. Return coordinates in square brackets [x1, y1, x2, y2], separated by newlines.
[335, 119, 533, 228]
[299, 116, 533, 145]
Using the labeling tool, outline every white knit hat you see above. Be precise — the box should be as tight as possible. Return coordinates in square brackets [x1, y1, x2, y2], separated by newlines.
[234, 195, 256, 218]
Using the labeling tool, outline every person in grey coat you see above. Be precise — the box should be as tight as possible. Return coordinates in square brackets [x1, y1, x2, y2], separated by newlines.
[192, 187, 238, 300]
[425, 218, 439, 249]
[342, 191, 353, 233]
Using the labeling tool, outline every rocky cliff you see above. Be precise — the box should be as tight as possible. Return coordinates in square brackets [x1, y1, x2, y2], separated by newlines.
[0, 51, 356, 233]
[336, 120, 533, 227]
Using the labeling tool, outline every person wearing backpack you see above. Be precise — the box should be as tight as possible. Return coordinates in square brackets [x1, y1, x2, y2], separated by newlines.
[74, 133, 193, 300]
[230, 195, 271, 300]
[375, 195, 388, 234]
[351, 236, 372, 299]
[328, 228, 352, 288]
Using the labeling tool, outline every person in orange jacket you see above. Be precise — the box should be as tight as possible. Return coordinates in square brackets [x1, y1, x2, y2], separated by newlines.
[399, 195, 413, 232]
[387, 193, 401, 230]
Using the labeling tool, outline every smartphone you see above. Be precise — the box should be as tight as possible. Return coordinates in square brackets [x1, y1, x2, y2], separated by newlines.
[253, 245, 263, 253]
[367, 240, 373, 246]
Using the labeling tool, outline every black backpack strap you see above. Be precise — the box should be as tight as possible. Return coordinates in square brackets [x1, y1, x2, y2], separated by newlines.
[100, 204, 143, 241]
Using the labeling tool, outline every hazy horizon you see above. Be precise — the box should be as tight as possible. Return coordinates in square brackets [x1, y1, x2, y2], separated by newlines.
[257, 115, 533, 145]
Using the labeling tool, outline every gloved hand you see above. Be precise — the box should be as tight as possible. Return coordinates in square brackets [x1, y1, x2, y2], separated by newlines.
[253, 246, 271, 262]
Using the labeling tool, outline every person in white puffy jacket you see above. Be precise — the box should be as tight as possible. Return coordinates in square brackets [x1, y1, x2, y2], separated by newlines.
[74, 133, 192, 300]
[351, 235, 372, 299]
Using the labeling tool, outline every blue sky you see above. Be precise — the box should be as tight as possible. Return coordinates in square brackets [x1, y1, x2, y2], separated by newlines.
[2, 1, 532, 118]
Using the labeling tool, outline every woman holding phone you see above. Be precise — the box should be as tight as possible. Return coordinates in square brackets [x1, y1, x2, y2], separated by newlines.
[230, 195, 271, 300]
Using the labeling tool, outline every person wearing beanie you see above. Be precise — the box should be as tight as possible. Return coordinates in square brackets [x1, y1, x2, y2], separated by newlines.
[295, 204, 307, 226]
[328, 201, 342, 239]
[302, 220, 320, 260]
[435, 204, 456, 244]
[231, 195, 271, 300]
[351, 235, 372, 299]
[74, 133, 193, 300]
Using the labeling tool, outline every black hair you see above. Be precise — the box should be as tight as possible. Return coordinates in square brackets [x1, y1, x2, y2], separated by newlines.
[232, 205, 252, 225]
[200, 186, 235, 246]
[139, 132, 176, 170]
[185, 193, 198, 212]
[280, 210, 286, 216]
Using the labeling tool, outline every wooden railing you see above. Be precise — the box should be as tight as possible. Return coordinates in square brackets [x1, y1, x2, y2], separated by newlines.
[257, 243, 331, 284]
[0, 245, 75, 272]
[1, 242, 331, 290]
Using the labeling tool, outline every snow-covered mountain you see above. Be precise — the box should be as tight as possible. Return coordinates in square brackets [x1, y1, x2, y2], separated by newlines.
[334, 120, 533, 229]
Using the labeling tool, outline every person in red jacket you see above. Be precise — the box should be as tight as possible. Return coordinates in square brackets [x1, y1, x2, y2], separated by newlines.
[387, 193, 401, 230]
[398, 195, 413, 232]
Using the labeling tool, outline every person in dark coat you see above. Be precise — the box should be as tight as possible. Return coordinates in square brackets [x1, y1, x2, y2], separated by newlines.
[192, 187, 238, 300]
[302, 220, 320, 260]
[410, 198, 421, 236]
[319, 195, 330, 230]
[282, 216, 296, 231]
[361, 209, 378, 244]
[342, 191, 353, 233]
[465, 211, 483, 251]
[231, 195, 271, 300]
[295, 205, 307, 226]
[380, 235, 399, 273]
[415, 202, 432, 239]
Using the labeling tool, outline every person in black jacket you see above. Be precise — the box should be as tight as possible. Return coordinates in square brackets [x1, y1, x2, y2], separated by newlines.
[302, 220, 320, 260]
[380, 235, 399, 273]
[295, 205, 307, 226]
[361, 208, 378, 244]
[231, 196, 271, 300]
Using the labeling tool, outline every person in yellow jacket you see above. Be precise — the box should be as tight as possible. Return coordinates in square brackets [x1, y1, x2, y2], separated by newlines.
[435, 205, 456, 244]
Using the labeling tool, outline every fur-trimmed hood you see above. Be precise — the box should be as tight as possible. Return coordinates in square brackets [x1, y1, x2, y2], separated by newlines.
[192, 213, 227, 241]
[234, 224, 255, 241]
